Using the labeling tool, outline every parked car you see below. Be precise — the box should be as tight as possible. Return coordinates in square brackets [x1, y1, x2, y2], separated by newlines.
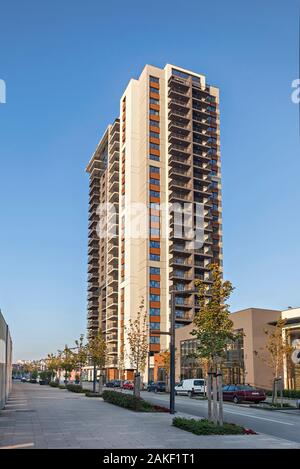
[29, 378, 37, 384]
[175, 379, 206, 397]
[105, 379, 122, 388]
[147, 381, 166, 393]
[222, 385, 266, 404]
[21, 377, 27, 383]
[122, 380, 134, 390]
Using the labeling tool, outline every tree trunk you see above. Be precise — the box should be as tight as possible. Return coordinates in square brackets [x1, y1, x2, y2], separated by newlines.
[217, 370, 223, 426]
[93, 364, 97, 393]
[212, 373, 218, 425]
[274, 379, 278, 405]
[98, 373, 103, 395]
[207, 372, 212, 421]
[134, 373, 140, 398]
[272, 378, 275, 405]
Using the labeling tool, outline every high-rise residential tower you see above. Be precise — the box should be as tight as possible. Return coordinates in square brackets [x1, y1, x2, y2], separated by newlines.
[86, 64, 222, 381]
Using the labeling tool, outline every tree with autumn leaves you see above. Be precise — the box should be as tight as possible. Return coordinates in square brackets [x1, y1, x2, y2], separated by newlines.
[256, 318, 294, 405]
[125, 298, 148, 397]
[192, 263, 239, 425]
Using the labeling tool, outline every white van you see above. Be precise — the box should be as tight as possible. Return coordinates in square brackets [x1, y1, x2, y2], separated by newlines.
[175, 379, 206, 397]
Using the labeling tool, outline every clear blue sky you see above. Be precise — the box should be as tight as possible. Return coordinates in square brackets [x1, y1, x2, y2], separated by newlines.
[0, 1, 299, 360]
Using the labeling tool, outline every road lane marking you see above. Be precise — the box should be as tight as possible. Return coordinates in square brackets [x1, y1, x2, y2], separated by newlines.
[223, 409, 295, 425]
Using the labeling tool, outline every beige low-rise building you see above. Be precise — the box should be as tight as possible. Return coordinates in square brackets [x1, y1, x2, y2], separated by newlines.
[174, 307, 281, 389]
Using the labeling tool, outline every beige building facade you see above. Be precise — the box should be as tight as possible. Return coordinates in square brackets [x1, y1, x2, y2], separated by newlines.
[86, 64, 222, 381]
[174, 308, 281, 390]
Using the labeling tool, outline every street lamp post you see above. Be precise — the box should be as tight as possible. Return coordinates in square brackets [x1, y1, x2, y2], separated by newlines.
[169, 288, 198, 415]
[169, 291, 176, 414]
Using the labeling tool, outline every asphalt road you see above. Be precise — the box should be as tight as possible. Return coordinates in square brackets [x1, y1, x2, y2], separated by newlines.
[83, 382, 300, 443]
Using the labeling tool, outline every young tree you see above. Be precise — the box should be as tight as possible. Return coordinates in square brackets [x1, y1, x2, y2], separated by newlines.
[58, 345, 75, 385]
[125, 298, 148, 398]
[192, 263, 237, 425]
[74, 334, 88, 385]
[87, 330, 107, 394]
[46, 353, 61, 382]
[157, 350, 171, 391]
[256, 318, 294, 405]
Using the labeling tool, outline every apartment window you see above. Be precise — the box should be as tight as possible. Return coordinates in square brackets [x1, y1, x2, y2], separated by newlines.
[150, 142, 160, 150]
[150, 280, 160, 288]
[149, 166, 160, 174]
[150, 109, 159, 115]
[150, 178, 160, 186]
[211, 181, 218, 189]
[213, 215, 218, 222]
[150, 86, 159, 94]
[150, 228, 160, 237]
[150, 190, 160, 198]
[150, 322, 160, 330]
[150, 203, 160, 211]
[212, 204, 218, 211]
[175, 297, 185, 305]
[149, 76, 159, 83]
[210, 171, 217, 177]
[150, 240, 160, 248]
[150, 308, 160, 316]
[150, 98, 159, 105]
[150, 119, 159, 128]
[150, 336, 160, 344]
[150, 267, 160, 275]
[150, 131, 160, 139]
[211, 159, 217, 165]
[150, 254, 160, 261]
[150, 294, 160, 301]
[150, 155, 160, 161]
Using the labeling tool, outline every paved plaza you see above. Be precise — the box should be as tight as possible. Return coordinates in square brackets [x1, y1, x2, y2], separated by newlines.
[0, 382, 299, 449]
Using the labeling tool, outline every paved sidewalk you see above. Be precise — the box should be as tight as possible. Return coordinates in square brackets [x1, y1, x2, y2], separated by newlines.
[0, 383, 299, 449]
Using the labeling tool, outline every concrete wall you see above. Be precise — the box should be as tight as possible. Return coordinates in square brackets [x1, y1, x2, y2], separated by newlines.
[0, 311, 12, 409]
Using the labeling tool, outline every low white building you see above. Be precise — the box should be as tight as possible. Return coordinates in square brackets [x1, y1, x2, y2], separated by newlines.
[281, 307, 300, 390]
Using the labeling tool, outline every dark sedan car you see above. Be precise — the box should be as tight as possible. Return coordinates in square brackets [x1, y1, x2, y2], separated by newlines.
[105, 379, 122, 388]
[222, 385, 266, 404]
[147, 381, 166, 393]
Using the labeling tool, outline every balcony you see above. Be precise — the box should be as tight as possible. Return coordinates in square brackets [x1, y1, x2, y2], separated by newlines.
[169, 191, 192, 203]
[107, 286, 118, 298]
[87, 290, 99, 300]
[169, 166, 191, 180]
[107, 345, 118, 355]
[168, 75, 190, 93]
[175, 311, 193, 322]
[87, 311, 98, 320]
[88, 299, 99, 309]
[106, 320, 118, 331]
[109, 159, 119, 175]
[169, 131, 191, 146]
[169, 178, 191, 192]
[171, 243, 192, 256]
[169, 154, 191, 167]
[87, 319, 99, 329]
[169, 143, 190, 158]
[168, 109, 190, 125]
[171, 270, 193, 282]
[109, 191, 119, 203]
[107, 333, 118, 343]
[170, 257, 192, 269]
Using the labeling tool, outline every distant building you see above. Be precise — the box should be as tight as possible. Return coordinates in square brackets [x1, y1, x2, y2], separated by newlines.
[0, 310, 12, 409]
[280, 307, 300, 390]
[174, 307, 281, 390]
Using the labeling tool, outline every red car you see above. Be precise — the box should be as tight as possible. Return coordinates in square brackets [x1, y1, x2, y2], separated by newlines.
[122, 380, 134, 390]
[222, 385, 266, 404]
